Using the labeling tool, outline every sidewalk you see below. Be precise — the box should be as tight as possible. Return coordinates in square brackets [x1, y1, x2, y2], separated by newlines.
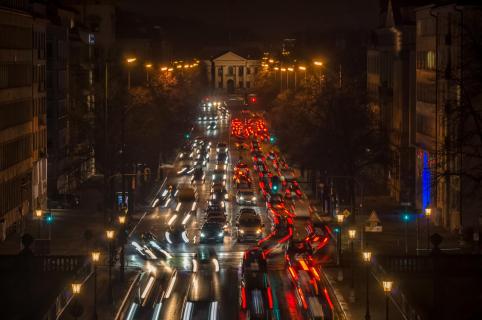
[60, 266, 140, 320]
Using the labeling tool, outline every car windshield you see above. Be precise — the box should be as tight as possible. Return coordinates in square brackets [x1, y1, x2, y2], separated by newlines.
[239, 217, 260, 227]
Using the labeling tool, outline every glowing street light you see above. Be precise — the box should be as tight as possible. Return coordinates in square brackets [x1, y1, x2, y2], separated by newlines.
[425, 207, 432, 249]
[118, 215, 126, 225]
[72, 282, 81, 295]
[126, 57, 136, 89]
[126, 57, 137, 63]
[313, 60, 323, 66]
[106, 227, 114, 303]
[91, 250, 100, 319]
[348, 228, 357, 302]
[382, 280, 393, 320]
[363, 251, 372, 320]
[299, 66, 307, 82]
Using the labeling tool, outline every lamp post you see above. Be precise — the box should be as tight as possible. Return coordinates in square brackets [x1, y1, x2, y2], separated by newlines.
[348, 228, 357, 302]
[362, 251, 372, 320]
[273, 66, 279, 81]
[145, 63, 152, 83]
[382, 280, 393, 320]
[126, 57, 136, 89]
[280, 68, 286, 91]
[336, 213, 345, 281]
[35, 208, 43, 238]
[314, 61, 323, 89]
[425, 208, 431, 249]
[287, 67, 295, 89]
[118, 214, 127, 282]
[298, 66, 307, 83]
[106, 228, 115, 304]
[91, 250, 100, 319]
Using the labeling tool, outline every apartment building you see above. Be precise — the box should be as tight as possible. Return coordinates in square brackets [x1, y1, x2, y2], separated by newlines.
[0, 1, 47, 239]
[415, 3, 482, 232]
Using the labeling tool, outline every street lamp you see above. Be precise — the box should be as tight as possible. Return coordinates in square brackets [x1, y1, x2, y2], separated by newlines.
[298, 66, 307, 83]
[91, 250, 100, 319]
[382, 280, 393, 320]
[425, 207, 431, 249]
[313, 60, 323, 89]
[145, 63, 152, 83]
[287, 67, 295, 89]
[280, 68, 286, 91]
[126, 57, 136, 89]
[118, 215, 127, 282]
[35, 207, 43, 238]
[72, 281, 81, 295]
[362, 251, 372, 320]
[336, 213, 345, 281]
[348, 229, 357, 302]
[106, 228, 115, 303]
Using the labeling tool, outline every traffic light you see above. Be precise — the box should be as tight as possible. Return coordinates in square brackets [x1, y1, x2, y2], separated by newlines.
[333, 227, 340, 233]
[269, 135, 276, 144]
[45, 212, 54, 224]
[250, 96, 257, 103]
[184, 132, 190, 139]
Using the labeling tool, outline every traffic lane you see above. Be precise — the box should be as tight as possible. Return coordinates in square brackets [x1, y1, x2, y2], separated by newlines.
[156, 271, 192, 320]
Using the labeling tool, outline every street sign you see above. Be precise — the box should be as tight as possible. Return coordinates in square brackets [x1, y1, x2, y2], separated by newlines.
[342, 209, 351, 217]
[365, 210, 382, 232]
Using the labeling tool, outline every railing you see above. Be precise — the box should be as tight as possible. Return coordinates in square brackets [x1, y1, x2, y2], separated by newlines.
[0, 255, 87, 272]
[42, 256, 92, 320]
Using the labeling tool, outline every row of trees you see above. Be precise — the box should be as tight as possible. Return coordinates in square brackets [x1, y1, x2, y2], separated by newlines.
[256, 68, 390, 211]
[94, 63, 203, 189]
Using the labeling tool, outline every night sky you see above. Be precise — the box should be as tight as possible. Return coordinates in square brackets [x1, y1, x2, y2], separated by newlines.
[119, 0, 379, 39]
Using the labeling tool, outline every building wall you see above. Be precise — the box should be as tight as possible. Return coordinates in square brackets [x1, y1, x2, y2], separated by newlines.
[0, 6, 35, 237]
[207, 52, 260, 93]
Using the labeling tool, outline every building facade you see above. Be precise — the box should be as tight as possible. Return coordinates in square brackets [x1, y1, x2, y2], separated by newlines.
[367, 0, 421, 204]
[205, 51, 260, 94]
[0, 1, 47, 239]
[46, 5, 95, 196]
[415, 3, 482, 232]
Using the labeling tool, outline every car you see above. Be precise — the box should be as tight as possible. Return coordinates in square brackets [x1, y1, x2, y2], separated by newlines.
[206, 204, 226, 215]
[216, 142, 228, 153]
[182, 300, 219, 320]
[211, 184, 228, 201]
[165, 219, 190, 244]
[212, 169, 227, 184]
[267, 192, 285, 210]
[177, 163, 192, 176]
[192, 247, 220, 272]
[240, 248, 272, 318]
[131, 239, 158, 260]
[207, 121, 217, 131]
[236, 190, 257, 205]
[190, 167, 205, 184]
[199, 222, 225, 244]
[215, 163, 227, 171]
[237, 210, 263, 242]
[206, 214, 227, 228]
[216, 152, 228, 164]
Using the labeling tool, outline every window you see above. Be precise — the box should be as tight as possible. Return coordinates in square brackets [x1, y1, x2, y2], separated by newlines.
[246, 81, 251, 88]
[416, 82, 436, 104]
[417, 18, 436, 36]
[0, 100, 33, 130]
[0, 134, 33, 170]
[238, 66, 244, 76]
[217, 67, 223, 76]
[416, 113, 433, 136]
[228, 66, 234, 75]
[247, 67, 251, 75]
[239, 81, 243, 88]
[427, 51, 436, 70]
[416, 51, 436, 70]
[218, 81, 223, 89]
[0, 63, 32, 89]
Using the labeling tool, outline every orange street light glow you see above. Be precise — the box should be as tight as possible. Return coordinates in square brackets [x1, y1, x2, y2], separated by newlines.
[126, 57, 137, 63]
[314, 61, 323, 66]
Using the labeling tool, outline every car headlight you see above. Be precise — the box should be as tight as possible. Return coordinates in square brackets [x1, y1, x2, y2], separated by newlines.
[252, 196, 257, 202]
[256, 228, 262, 234]
[218, 232, 224, 237]
[223, 174, 227, 180]
[224, 194, 228, 200]
[240, 196, 244, 201]
[239, 229, 245, 234]
[200, 232, 205, 238]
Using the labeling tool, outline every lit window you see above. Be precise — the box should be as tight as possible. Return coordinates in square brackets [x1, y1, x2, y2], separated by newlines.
[427, 51, 435, 70]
